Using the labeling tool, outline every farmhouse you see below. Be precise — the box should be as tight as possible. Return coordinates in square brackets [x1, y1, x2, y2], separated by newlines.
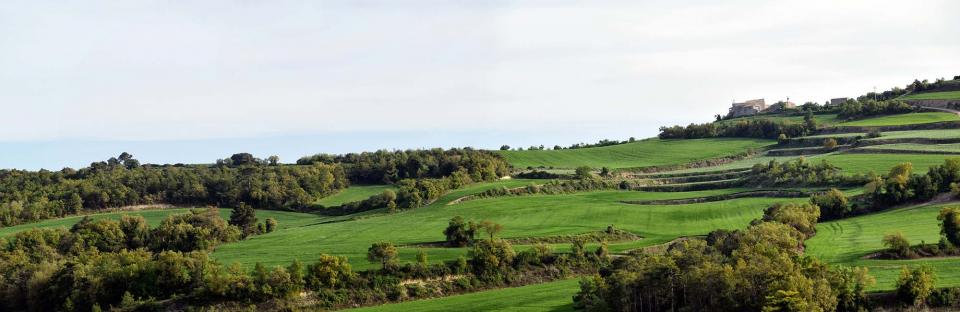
[829, 98, 848, 106]
[728, 99, 766, 117]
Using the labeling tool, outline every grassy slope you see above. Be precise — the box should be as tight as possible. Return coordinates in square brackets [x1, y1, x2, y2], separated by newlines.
[212, 182, 801, 270]
[838, 112, 959, 127]
[498, 138, 774, 169]
[316, 185, 396, 207]
[0, 208, 322, 237]
[901, 91, 960, 100]
[720, 114, 842, 126]
[807, 203, 960, 290]
[820, 153, 956, 176]
[349, 278, 580, 312]
[862, 143, 960, 153]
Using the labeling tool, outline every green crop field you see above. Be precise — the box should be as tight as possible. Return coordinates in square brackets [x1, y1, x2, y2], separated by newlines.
[316, 184, 396, 207]
[0, 208, 323, 237]
[861, 143, 960, 153]
[212, 182, 801, 270]
[349, 278, 580, 312]
[807, 202, 960, 290]
[838, 112, 959, 127]
[498, 138, 774, 169]
[821, 153, 956, 175]
[720, 114, 842, 126]
[801, 129, 960, 140]
[900, 91, 960, 100]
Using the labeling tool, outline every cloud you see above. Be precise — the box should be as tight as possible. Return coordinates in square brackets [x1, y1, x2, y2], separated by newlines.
[1, 0, 958, 142]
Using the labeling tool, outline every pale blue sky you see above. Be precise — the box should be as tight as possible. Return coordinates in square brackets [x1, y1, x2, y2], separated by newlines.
[2, 0, 959, 169]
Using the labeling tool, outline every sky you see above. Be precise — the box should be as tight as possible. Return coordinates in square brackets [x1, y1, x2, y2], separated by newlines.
[1, 0, 959, 170]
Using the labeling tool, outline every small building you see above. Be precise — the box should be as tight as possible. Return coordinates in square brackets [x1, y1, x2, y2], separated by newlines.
[829, 98, 848, 106]
[728, 99, 766, 118]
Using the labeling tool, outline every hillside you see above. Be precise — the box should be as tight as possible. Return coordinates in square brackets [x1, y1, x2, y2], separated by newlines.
[9, 102, 960, 310]
[497, 137, 773, 169]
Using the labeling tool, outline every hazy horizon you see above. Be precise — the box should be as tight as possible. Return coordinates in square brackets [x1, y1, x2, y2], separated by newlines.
[3, 0, 959, 169]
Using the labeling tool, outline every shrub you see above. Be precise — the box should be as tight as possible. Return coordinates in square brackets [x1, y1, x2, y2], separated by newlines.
[896, 266, 936, 307]
[810, 189, 850, 220]
[882, 232, 913, 258]
[823, 138, 838, 150]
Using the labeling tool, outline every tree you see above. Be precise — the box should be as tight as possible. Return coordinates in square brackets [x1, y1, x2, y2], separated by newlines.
[896, 266, 936, 307]
[416, 249, 428, 266]
[367, 241, 398, 270]
[778, 133, 789, 144]
[306, 254, 353, 290]
[229, 203, 258, 236]
[810, 189, 850, 220]
[823, 138, 838, 150]
[264, 218, 278, 233]
[499, 145, 510, 151]
[229, 153, 257, 166]
[574, 166, 594, 180]
[599, 167, 611, 177]
[804, 111, 817, 132]
[938, 207, 960, 247]
[67, 193, 83, 214]
[882, 232, 912, 258]
[267, 155, 280, 166]
[444, 216, 476, 247]
[478, 220, 503, 240]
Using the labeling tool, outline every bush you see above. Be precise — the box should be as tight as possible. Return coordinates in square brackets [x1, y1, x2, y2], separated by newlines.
[882, 232, 913, 258]
[896, 266, 936, 307]
[823, 138, 838, 150]
[810, 189, 850, 220]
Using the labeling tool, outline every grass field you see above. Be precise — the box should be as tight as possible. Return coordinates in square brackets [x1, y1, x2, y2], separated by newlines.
[0, 208, 323, 237]
[801, 129, 960, 140]
[807, 202, 960, 290]
[316, 185, 396, 207]
[900, 91, 960, 100]
[212, 182, 802, 269]
[822, 153, 955, 175]
[720, 114, 842, 126]
[838, 112, 959, 127]
[498, 138, 774, 169]
[349, 278, 580, 312]
[861, 143, 960, 153]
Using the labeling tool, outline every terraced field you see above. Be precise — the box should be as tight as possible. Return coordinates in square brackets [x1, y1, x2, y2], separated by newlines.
[316, 184, 396, 207]
[212, 183, 802, 269]
[498, 138, 774, 169]
[901, 91, 960, 100]
[860, 143, 960, 153]
[838, 112, 959, 127]
[807, 202, 960, 290]
[721, 113, 842, 126]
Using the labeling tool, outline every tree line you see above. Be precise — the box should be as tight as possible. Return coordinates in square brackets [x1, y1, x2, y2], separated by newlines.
[658, 118, 813, 140]
[296, 148, 510, 184]
[0, 153, 349, 227]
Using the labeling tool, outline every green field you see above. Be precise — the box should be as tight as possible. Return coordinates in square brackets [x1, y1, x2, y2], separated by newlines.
[900, 91, 960, 100]
[807, 202, 960, 290]
[721, 114, 842, 126]
[838, 112, 959, 127]
[349, 278, 580, 312]
[802, 129, 960, 140]
[0, 208, 323, 237]
[316, 185, 396, 207]
[498, 138, 774, 169]
[861, 143, 960, 153]
[821, 153, 955, 175]
[212, 182, 801, 269]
